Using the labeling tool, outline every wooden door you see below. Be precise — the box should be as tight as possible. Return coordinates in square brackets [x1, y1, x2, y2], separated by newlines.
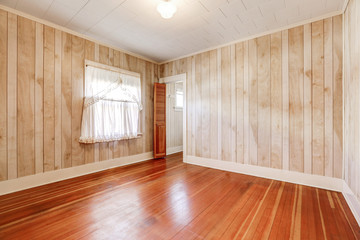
[154, 83, 166, 158]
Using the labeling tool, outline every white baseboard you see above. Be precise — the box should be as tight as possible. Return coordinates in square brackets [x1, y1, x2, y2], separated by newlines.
[342, 182, 360, 226]
[185, 155, 344, 191]
[0, 152, 153, 196]
[185, 155, 360, 226]
[167, 146, 183, 155]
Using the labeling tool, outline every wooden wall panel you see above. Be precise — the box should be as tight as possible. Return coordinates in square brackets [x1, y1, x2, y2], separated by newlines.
[35, 23, 43, 174]
[195, 54, 202, 157]
[248, 39, 258, 166]
[7, 13, 17, 180]
[43, 26, 55, 172]
[160, 15, 343, 179]
[332, 15, 343, 179]
[71, 36, 85, 167]
[0, 9, 7, 181]
[270, 32, 282, 169]
[61, 32, 72, 169]
[324, 18, 333, 177]
[303, 23, 312, 174]
[54, 30, 62, 170]
[17, 17, 35, 178]
[209, 51, 218, 160]
[288, 26, 304, 172]
[0, 9, 157, 182]
[312, 20, 325, 176]
[281, 29, 289, 171]
[257, 35, 271, 167]
[235, 43, 244, 164]
[221, 46, 231, 161]
[201, 52, 210, 158]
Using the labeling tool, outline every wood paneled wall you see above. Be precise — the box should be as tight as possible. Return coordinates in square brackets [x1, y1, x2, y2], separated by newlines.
[344, 0, 360, 200]
[160, 15, 343, 178]
[0, 9, 159, 181]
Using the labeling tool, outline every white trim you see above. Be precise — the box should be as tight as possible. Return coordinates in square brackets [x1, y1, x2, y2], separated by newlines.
[185, 155, 343, 191]
[342, 0, 350, 12]
[183, 76, 187, 158]
[343, 182, 360, 226]
[159, 11, 343, 65]
[0, 152, 153, 196]
[159, 73, 186, 84]
[167, 146, 183, 155]
[0, 4, 157, 64]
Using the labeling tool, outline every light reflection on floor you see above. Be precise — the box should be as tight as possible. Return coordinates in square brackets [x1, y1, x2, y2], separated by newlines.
[168, 181, 191, 225]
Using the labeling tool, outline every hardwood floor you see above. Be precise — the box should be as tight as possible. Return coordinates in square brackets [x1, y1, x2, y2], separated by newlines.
[0, 152, 359, 239]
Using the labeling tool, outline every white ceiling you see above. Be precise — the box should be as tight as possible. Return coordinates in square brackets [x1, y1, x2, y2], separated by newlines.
[0, 0, 345, 62]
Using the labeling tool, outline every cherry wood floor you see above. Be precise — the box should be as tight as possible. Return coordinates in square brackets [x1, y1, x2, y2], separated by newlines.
[0, 152, 359, 240]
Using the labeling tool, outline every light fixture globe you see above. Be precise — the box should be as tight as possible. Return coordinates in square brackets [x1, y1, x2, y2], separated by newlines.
[157, 1, 177, 19]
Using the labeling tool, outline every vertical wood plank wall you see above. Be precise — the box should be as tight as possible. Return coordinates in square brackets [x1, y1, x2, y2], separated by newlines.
[0, 9, 158, 182]
[160, 15, 343, 178]
[344, 0, 360, 201]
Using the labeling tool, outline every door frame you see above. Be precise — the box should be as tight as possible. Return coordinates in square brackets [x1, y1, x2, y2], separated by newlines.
[159, 73, 187, 160]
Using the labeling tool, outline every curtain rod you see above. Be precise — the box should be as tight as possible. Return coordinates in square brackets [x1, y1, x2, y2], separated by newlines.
[101, 98, 137, 104]
[85, 60, 141, 78]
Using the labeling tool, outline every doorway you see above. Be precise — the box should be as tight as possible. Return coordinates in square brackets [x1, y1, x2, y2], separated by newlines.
[159, 74, 186, 156]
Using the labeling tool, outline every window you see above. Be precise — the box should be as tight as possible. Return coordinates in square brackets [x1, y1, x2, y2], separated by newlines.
[175, 81, 183, 111]
[79, 62, 142, 144]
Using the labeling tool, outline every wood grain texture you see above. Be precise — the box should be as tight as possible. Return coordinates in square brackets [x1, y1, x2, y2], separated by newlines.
[333, 14, 343, 179]
[282, 29, 289, 171]
[221, 46, 231, 162]
[54, 29, 62, 170]
[35, 23, 43, 174]
[17, 16, 35, 178]
[0, 9, 7, 181]
[324, 17, 333, 177]
[249, 39, 258, 166]
[288, 26, 304, 173]
[71, 36, 85, 167]
[160, 16, 343, 179]
[7, 13, 17, 180]
[43, 26, 55, 172]
[235, 43, 244, 164]
[201, 52, 210, 158]
[195, 54, 202, 157]
[312, 20, 325, 176]
[154, 83, 166, 158]
[303, 23, 312, 174]
[0, 9, 158, 182]
[61, 32, 72, 169]
[0, 153, 358, 240]
[257, 35, 271, 167]
[270, 32, 282, 169]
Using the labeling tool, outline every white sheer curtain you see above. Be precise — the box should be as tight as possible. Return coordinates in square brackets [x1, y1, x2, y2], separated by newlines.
[79, 66, 142, 144]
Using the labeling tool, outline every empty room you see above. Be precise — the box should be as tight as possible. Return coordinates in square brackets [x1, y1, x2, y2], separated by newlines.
[0, 0, 360, 239]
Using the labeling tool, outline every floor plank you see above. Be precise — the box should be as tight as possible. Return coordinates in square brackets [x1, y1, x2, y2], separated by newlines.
[0, 152, 359, 239]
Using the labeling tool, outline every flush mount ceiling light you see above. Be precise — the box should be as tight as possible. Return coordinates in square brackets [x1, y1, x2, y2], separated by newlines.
[157, 0, 177, 19]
